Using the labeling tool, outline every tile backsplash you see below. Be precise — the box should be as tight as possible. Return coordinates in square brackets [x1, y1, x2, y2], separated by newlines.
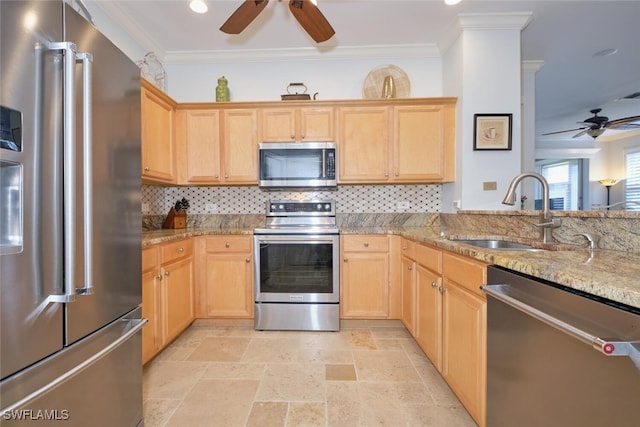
[142, 184, 442, 215]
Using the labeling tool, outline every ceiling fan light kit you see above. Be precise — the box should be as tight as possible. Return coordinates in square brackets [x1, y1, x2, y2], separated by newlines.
[220, 0, 335, 43]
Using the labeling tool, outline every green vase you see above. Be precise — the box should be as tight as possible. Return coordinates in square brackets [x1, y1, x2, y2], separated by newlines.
[216, 76, 230, 102]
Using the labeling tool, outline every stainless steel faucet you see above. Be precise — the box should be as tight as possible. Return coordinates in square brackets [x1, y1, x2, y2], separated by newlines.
[502, 172, 561, 243]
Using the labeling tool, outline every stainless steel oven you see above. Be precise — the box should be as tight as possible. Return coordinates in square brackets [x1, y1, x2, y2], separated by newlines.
[253, 200, 339, 331]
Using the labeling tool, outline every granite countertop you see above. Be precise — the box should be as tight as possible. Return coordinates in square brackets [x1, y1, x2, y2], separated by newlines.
[143, 226, 640, 311]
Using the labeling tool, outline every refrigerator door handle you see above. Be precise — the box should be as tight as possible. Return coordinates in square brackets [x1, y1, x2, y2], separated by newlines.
[46, 43, 93, 302]
[76, 51, 94, 296]
[48, 41, 78, 304]
[0, 318, 147, 414]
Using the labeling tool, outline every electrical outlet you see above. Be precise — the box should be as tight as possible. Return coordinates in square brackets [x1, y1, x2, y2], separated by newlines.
[397, 201, 410, 210]
[141, 203, 149, 213]
[205, 203, 218, 213]
[453, 200, 461, 209]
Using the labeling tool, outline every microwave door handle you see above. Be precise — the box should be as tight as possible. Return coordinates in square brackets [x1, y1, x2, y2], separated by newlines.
[322, 149, 326, 178]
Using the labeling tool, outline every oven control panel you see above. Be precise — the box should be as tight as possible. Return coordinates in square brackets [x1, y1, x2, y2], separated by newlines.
[266, 200, 335, 216]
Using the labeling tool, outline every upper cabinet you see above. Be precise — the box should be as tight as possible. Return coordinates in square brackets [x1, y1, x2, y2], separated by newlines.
[142, 95, 456, 185]
[337, 100, 455, 184]
[260, 106, 334, 142]
[141, 78, 177, 184]
[176, 107, 258, 185]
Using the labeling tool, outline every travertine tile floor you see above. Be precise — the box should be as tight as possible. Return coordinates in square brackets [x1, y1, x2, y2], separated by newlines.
[143, 320, 476, 427]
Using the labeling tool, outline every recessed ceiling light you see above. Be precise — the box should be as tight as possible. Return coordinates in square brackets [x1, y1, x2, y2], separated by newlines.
[592, 48, 618, 58]
[445, 0, 462, 5]
[189, 0, 208, 14]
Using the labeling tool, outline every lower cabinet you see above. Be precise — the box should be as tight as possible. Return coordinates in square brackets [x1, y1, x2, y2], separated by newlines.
[195, 235, 254, 318]
[441, 251, 487, 427]
[340, 235, 390, 318]
[141, 238, 194, 364]
[398, 238, 487, 427]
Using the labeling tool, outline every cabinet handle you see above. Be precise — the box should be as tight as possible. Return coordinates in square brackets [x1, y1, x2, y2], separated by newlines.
[408, 265, 413, 271]
[225, 242, 230, 248]
[164, 271, 170, 277]
[177, 247, 184, 253]
[343, 258, 348, 262]
[401, 246, 408, 250]
[245, 258, 250, 263]
[363, 242, 369, 248]
[439, 286, 445, 293]
[144, 166, 150, 172]
[384, 171, 389, 177]
[301, 134, 306, 139]
[215, 174, 219, 179]
[156, 274, 162, 281]
[394, 171, 399, 177]
[290, 135, 295, 140]
[224, 174, 229, 179]
[431, 282, 438, 288]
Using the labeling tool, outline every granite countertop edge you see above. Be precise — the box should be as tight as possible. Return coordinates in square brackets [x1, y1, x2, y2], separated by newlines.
[143, 226, 640, 310]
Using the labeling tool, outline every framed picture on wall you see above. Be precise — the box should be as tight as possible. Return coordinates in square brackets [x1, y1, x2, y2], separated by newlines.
[473, 113, 512, 150]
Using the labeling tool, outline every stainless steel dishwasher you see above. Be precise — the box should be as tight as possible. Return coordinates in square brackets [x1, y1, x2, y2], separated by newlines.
[483, 266, 640, 427]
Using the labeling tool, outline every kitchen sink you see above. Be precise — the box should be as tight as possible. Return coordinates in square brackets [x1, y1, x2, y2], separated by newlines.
[449, 239, 547, 251]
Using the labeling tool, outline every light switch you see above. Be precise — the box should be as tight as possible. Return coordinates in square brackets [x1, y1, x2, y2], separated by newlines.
[483, 181, 497, 191]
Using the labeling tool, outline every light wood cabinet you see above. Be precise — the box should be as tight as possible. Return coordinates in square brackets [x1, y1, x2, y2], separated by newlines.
[195, 236, 254, 318]
[393, 104, 455, 182]
[141, 78, 176, 183]
[337, 101, 455, 183]
[176, 107, 257, 185]
[141, 246, 161, 364]
[141, 239, 194, 364]
[221, 109, 258, 183]
[340, 235, 390, 318]
[400, 239, 417, 335]
[441, 251, 487, 427]
[260, 106, 334, 142]
[337, 106, 391, 182]
[414, 243, 443, 371]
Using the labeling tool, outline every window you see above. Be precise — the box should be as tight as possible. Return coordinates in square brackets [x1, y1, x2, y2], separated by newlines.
[535, 159, 584, 210]
[625, 149, 640, 210]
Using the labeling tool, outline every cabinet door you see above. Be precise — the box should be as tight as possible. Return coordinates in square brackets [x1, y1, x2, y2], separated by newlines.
[141, 269, 161, 364]
[442, 280, 486, 426]
[415, 264, 442, 370]
[203, 252, 253, 317]
[393, 105, 447, 182]
[299, 107, 334, 141]
[222, 109, 258, 183]
[162, 256, 194, 344]
[141, 82, 176, 183]
[260, 108, 296, 141]
[340, 252, 389, 318]
[400, 256, 417, 335]
[182, 109, 221, 183]
[337, 106, 391, 182]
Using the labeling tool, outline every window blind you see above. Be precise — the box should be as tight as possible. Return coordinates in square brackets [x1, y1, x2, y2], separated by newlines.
[625, 149, 640, 210]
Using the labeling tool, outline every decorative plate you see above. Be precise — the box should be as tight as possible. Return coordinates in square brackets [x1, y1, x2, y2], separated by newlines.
[362, 64, 411, 99]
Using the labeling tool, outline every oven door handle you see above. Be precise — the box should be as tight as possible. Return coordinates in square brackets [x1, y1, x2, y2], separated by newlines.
[255, 235, 339, 244]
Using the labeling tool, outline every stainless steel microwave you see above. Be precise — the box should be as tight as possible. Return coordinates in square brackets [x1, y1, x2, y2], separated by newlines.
[258, 142, 337, 189]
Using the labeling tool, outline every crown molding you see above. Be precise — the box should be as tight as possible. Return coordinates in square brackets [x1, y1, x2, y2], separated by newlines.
[162, 44, 440, 65]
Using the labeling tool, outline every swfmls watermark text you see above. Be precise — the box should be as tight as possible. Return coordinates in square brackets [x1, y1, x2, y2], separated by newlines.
[2, 409, 70, 421]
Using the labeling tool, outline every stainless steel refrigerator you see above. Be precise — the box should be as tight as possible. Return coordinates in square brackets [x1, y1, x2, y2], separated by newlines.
[1, 1, 145, 425]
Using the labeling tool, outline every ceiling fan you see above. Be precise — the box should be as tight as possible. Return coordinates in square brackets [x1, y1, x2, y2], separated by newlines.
[542, 108, 640, 139]
[220, 0, 335, 43]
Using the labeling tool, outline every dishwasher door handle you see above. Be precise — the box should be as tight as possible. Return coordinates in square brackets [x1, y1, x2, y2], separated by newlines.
[482, 284, 640, 367]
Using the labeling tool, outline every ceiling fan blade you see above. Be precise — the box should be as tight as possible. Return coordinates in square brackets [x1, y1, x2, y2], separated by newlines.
[605, 115, 640, 127]
[289, 0, 335, 43]
[220, 0, 269, 34]
[572, 129, 590, 138]
[541, 127, 587, 136]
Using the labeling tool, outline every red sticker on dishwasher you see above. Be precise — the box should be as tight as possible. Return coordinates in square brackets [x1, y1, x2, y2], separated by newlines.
[603, 343, 615, 354]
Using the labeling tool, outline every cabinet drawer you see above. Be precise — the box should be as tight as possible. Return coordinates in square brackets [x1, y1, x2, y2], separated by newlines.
[342, 235, 389, 252]
[400, 238, 416, 259]
[142, 246, 159, 273]
[415, 244, 442, 274]
[443, 252, 487, 297]
[161, 239, 193, 264]
[205, 236, 252, 253]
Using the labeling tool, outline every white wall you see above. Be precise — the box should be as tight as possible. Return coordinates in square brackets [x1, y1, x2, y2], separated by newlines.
[163, 56, 441, 102]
